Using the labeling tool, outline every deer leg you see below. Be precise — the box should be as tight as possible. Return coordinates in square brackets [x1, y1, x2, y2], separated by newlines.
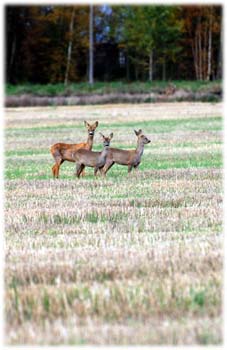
[56, 159, 64, 178]
[81, 167, 86, 177]
[79, 164, 85, 178]
[94, 166, 99, 176]
[103, 161, 114, 176]
[76, 163, 82, 178]
[52, 158, 64, 178]
[98, 165, 105, 176]
[76, 164, 85, 178]
[128, 165, 133, 173]
[94, 166, 104, 176]
[52, 164, 57, 178]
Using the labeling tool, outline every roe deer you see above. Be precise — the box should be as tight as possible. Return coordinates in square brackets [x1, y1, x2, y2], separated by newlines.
[50, 121, 98, 178]
[72, 133, 113, 178]
[102, 129, 150, 175]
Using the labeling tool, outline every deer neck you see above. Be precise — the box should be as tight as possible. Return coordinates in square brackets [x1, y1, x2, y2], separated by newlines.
[100, 145, 109, 160]
[86, 133, 94, 150]
[135, 140, 144, 159]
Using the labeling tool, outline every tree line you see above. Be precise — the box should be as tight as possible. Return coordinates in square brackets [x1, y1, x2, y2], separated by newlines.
[6, 5, 222, 84]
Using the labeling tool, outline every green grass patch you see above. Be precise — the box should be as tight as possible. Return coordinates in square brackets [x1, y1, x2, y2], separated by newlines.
[85, 211, 128, 224]
[140, 151, 222, 170]
[5, 116, 222, 136]
[5, 149, 47, 157]
[6, 80, 221, 96]
[108, 116, 222, 133]
[4, 149, 222, 180]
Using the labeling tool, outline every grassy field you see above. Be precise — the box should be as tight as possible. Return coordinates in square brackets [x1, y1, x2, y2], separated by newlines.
[4, 102, 223, 345]
[6, 80, 221, 96]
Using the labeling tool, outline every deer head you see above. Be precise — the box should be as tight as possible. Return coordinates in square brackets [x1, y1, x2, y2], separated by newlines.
[99, 132, 113, 147]
[134, 129, 151, 144]
[84, 121, 99, 135]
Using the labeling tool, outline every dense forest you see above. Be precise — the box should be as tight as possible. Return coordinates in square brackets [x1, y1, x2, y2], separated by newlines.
[6, 5, 222, 84]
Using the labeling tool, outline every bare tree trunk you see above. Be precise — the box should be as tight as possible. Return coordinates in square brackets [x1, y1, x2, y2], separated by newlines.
[149, 50, 153, 81]
[194, 34, 199, 80]
[89, 4, 94, 85]
[198, 18, 202, 80]
[126, 52, 130, 81]
[204, 25, 207, 80]
[162, 59, 166, 81]
[217, 15, 222, 79]
[207, 9, 213, 81]
[9, 35, 16, 81]
[64, 8, 75, 85]
[192, 39, 198, 80]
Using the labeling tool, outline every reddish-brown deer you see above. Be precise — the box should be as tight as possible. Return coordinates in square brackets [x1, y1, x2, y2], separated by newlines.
[102, 129, 150, 175]
[50, 121, 98, 178]
[72, 132, 113, 178]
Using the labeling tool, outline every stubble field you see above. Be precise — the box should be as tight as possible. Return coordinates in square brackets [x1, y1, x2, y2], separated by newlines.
[4, 102, 223, 345]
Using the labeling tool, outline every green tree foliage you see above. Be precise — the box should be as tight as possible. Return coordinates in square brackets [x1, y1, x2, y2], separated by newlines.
[113, 6, 183, 80]
[5, 5, 222, 84]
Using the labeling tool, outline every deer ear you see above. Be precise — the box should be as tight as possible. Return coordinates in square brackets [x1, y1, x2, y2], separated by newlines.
[94, 121, 99, 128]
[84, 121, 89, 128]
[99, 132, 104, 138]
[135, 129, 142, 136]
[109, 132, 113, 139]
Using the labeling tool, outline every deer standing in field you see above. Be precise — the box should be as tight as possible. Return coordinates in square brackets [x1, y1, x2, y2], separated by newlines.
[72, 132, 113, 178]
[102, 129, 150, 175]
[50, 121, 98, 178]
